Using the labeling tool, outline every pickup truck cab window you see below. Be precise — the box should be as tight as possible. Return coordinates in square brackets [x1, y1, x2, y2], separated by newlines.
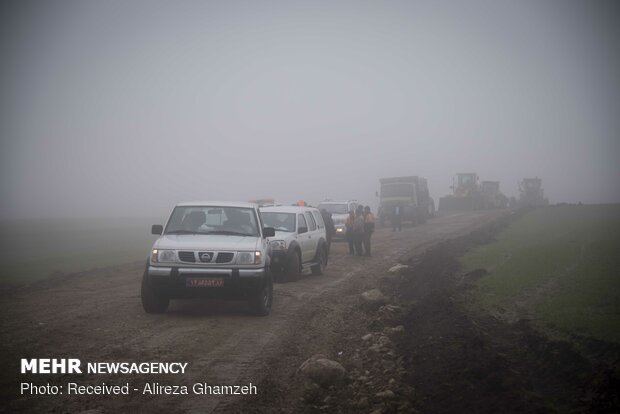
[305, 212, 317, 231]
[297, 214, 307, 232]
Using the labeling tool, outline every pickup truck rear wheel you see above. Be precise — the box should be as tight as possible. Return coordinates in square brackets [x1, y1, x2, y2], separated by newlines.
[141, 269, 169, 314]
[249, 272, 273, 316]
[311, 245, 327, 275]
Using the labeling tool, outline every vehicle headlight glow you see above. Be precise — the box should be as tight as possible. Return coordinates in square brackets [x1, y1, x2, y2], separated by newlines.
[237, 251, 261, 265]
[269, 240, 287, 250]
[152, 249, 176, 263]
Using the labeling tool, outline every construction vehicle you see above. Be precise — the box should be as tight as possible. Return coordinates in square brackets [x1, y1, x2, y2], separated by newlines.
[377, 176, 434, 227]
[438, 173, 484, 211]
[481, 181, 508, 209]
[518, 177, 548, 207]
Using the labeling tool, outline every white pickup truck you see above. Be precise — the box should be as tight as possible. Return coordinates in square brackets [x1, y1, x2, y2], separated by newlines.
[142, 201, 275, 316]
[260, 205, 328, 281]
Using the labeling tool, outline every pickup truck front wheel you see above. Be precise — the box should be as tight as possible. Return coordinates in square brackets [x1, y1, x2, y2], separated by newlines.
[249, 272, 273, 316]
[311, 245, 327, 275]
[141, 269, 169, 314]
[286, 251, 301, 282]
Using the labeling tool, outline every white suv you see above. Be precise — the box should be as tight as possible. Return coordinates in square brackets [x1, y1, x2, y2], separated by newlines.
[143, 201, 275, 316]
[260, 206, 328, 281]
[317, 200, 358, 238]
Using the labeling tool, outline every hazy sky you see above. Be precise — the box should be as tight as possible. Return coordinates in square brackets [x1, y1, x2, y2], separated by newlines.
[1, 0, 619, 219]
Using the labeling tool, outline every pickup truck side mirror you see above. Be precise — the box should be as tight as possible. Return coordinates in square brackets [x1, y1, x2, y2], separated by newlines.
[298, 226, 308, 234]
[263, 227, 275, 238]
[151, 225, 163, 235]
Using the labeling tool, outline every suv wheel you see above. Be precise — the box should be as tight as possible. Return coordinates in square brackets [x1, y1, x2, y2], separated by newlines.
[286, 251, 301, 282]
[141, 268, 169, 314]
[311, 246, 327, 275]
[249, 272, 273, 316]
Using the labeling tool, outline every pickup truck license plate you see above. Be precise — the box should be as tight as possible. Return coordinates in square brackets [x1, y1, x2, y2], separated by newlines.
[186, 278, 224, 288]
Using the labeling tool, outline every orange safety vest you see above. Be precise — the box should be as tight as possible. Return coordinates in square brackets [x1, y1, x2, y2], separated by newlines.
[365, 212, 375, 223]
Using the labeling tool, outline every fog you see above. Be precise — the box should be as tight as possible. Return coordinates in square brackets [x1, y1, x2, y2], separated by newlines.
[1, 0, 618, 219]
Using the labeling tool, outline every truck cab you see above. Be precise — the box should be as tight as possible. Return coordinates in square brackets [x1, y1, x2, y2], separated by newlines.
[378, 176, 434, 227]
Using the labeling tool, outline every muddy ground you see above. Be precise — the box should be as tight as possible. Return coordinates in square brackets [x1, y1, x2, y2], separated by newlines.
[1, 210, 618, 413]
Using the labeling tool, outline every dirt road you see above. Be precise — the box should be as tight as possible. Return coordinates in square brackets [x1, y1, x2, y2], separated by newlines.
[0, 211, 506, 413]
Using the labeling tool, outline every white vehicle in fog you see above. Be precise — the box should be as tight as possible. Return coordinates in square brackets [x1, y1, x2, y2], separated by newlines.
[317, 200, 358, 238]
[143, 201, 275, 316]
[260, 206, 328, 281]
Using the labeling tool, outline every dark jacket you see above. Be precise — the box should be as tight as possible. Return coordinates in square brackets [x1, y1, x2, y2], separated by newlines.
[321, 210, 336, 237]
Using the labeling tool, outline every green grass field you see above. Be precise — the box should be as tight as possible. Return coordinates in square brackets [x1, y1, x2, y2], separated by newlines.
[461, 205, 620, 344]
[0, 217, 161, 285]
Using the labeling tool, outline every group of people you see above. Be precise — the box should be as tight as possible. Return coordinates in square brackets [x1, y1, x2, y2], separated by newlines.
[345, 205, 375, 256]
[318, 205, 375, 257]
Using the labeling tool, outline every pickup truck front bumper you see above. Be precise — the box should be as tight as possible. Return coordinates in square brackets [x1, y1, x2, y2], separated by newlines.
[147, 266, 267, 299]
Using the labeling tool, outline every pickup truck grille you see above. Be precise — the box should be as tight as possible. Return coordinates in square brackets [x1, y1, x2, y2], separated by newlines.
[178, 251, 196, 262]
[215, 252, 234, 263]
[177, 251, 234, 264]
[198, 252, 214, 263]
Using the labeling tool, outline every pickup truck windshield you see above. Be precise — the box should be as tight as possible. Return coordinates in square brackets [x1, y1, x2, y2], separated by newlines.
[165, 206, 259, 237]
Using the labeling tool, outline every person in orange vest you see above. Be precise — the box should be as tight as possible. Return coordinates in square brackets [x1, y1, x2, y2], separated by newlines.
[363, 206, 375, 256]
[296, 199, 306, 206]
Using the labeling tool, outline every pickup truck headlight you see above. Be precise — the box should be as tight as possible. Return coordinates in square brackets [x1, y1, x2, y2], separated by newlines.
[152, 249, 176, 263]
[237, 251, 262, 265]
[269, 240, 287, 250]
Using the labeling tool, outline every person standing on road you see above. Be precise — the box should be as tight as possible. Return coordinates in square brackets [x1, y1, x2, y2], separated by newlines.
[345, 210, 356, 255]
[363, 206, 375, 256]
[391, 204, 402, 232]
[353, 205, 366, 255]
[320, 208, 336, 253]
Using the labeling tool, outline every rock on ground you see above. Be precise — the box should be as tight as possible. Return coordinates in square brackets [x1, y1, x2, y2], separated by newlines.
[388, 264, 409, 274]
[361, 289, 389, 306]
[300, 355, 346, 387]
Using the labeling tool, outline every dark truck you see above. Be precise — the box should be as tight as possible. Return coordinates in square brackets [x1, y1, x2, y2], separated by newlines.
[377, 176, 435, 227]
